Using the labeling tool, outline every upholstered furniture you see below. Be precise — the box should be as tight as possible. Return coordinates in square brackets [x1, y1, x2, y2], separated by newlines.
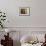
[20, 34, 45, 46]
[1, 33, 13, 46]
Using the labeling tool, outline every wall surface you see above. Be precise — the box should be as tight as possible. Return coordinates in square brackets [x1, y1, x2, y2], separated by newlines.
[0, 0, 46, 46]
[0, 0, 46, 27]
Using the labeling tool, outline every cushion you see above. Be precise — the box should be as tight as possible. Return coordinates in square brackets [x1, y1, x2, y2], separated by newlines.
[20, 35, 37, 43]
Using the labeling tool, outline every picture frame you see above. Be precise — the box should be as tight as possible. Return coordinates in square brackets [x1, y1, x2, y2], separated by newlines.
[19, 7, 30, 16]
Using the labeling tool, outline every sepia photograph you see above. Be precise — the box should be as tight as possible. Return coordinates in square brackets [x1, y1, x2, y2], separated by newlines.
[19, 7, 30, 16]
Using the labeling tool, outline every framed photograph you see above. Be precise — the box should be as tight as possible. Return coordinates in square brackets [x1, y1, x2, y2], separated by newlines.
[19, 7, 30, 16]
